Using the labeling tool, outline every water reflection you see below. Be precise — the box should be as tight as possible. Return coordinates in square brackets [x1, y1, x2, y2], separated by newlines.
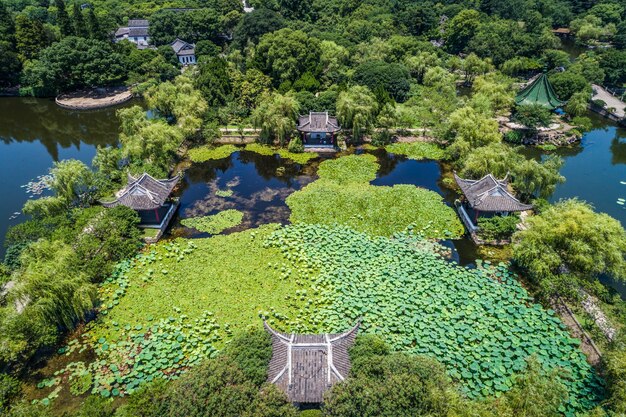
[0, 97, 128, 160]
[173, 151, 317, 237]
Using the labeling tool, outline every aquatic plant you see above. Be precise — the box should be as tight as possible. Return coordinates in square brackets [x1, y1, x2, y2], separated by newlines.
[244, 143, 318, 164]
[181, 209, 244, 234]
[215, 189, 234, 198]
[316, 154, 378, 184]
[385, 142, 447, 160]
[266, 224, 604, 413]
[188, 145, 238, 162]
[287, 180, 462, 238]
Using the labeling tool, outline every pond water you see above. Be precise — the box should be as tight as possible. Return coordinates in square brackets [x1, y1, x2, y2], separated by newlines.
[0, 98, 122, 256]
[0, 99, 624, 291]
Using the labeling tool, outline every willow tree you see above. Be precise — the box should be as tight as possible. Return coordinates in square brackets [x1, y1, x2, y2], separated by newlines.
[251, 92, 299, 145]
[513, 199, 626, 298]
[445, 106, 502, 160]
[460, 142, 565, 200]
[336, 85, 378, 140]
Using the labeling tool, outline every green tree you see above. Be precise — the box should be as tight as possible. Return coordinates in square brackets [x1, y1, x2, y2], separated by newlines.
[444, 9, 482, 54]
[0, 41, 21, 86]
[231, 68, 272, 111]
[86, 8, 102, 40]
[460, 142, 565, 200]
[319, 40, 349, 87]
[14, 14, 47, 61]
[251, 92, 300, 145]
[72, 3, 88, 38]
[21, 37, 126, 96]
[324, 335, 458, 417]
[195, 57, 232, 107]
[565, 91, 590, 117]
[513, 103, 553, 128]
[462, 53, 493, 85]
[233, 7, 285, 47]
[404, 52, 441, 84]
[118, 105, 184, 174]
[446, 106, 502, 160]
[54, 0, 73, 37]
[513, 199, 626, 297]
[353, 61, 411, 102]
[336, 85, 378, 139]
[254, 28, 321, 85]
[549, 71, 590, 101]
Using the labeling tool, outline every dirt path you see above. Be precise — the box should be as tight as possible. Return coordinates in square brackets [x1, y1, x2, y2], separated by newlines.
[552, 296, 602, 367]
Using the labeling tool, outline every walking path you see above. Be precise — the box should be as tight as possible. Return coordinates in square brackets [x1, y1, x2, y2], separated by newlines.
[592, 84, 626, 118]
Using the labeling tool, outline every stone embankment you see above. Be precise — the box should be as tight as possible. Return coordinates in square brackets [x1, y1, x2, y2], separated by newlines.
[56, 86, 133, 110]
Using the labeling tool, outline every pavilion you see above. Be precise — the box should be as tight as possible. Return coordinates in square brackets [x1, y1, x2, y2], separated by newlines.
[454, 173, 532, 233]
[102, 173, 180, 239]
[296, 112, 341, 148]
[264, 321, 359, 405]
[515, 73, 565, 110]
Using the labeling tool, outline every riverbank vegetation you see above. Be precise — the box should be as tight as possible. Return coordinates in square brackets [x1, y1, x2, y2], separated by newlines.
[1, 0, 626, 415]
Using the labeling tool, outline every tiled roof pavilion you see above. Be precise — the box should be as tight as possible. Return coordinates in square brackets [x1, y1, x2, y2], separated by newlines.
[454, 173, 533, 212]
[264, 321, 359, 404]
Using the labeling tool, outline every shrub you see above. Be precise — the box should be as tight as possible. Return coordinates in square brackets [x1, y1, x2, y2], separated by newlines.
[223, 328, 273, 386]
[504, 130, 524, 144]
[477, 215, 519, 241]
[0, 373, 21, 412]
[74, 395, 115, 417]
[572, 116, 593, 132]
[299, 410, 323, 417]
[371, 130, 393, 146]
[512, 104, 553, 128]
[287, 137, 304, 153]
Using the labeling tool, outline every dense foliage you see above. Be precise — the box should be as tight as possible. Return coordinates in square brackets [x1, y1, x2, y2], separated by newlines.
[181, 209, 244, 234]
[513, 199, 626, 298]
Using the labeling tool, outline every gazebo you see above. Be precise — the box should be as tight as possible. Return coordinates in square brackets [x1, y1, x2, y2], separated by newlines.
[296, 112, 341, 148]
[454, 173, 532, 233]
[102, 173, 179, 234]
[515, 73, 565, 110]
[264, 321, 359, 405]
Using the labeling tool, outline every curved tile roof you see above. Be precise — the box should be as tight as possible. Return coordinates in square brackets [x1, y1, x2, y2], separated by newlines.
[454, 172, 533, 212]
[264, 321, 359, 404]
[102, 173, 179, 210]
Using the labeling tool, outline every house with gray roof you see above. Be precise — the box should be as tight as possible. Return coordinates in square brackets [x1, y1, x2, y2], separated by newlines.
[115, 19, 150, 48]
[170, 38, 196, 65]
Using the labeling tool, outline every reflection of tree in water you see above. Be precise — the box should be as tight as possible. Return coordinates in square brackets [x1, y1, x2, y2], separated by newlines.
[237, 150, 306, 186]
[370, 148, 403, 177]
[0, 98, 127, 160]
[611, 137, 626, 165]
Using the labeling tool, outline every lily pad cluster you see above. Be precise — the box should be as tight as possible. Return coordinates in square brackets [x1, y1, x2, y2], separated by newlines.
[385, 142, 447, 160]
[188, 145, 239, 162]
[244, 143, 319, 164]
[181, 210, 244, 234]
[265, 223, 604, 414]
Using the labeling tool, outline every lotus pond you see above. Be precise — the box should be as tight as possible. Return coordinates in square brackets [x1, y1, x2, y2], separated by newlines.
[25, 144, 607, 413]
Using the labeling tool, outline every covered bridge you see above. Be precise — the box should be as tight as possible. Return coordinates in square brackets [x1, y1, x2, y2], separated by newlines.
[264, 321, 359, 404]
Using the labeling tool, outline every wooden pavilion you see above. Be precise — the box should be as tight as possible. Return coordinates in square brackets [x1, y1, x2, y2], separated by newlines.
[264, 321, 359, 405]
[102, 173, 180, 241]
[454, 172, 532, 233]
[296, 112, 341, 148]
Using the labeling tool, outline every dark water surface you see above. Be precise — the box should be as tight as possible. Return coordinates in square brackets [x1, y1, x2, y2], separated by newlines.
[171, 151, 317, 237]
[0, 98, 122, 254]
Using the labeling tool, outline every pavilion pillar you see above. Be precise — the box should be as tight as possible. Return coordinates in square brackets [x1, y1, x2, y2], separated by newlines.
[474, 209, 479, 224]
[155, 208, 161, 223]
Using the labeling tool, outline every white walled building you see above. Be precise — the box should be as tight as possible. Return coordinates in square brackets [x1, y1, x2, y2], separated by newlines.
[115, 19, 150, 48]
[170, 38, 196, 65]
